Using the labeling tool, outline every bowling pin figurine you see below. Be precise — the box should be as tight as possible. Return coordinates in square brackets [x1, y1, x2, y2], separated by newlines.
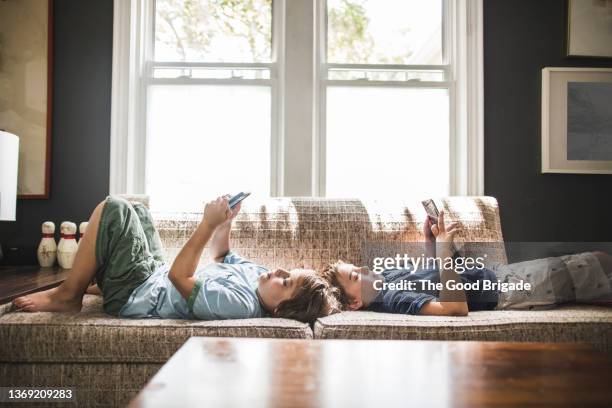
[57, 221, 78, 269]
[37, 221, 57, 267]
[78, 222, 89, 246]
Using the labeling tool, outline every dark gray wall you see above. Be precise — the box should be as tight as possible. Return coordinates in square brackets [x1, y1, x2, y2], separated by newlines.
[484, 0, 612, 242]
[2, 0, 611, 265]
[0, 0, 113, 264]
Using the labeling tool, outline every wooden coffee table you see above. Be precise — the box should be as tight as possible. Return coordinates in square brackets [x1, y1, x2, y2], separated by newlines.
[130, 338, 612, 408]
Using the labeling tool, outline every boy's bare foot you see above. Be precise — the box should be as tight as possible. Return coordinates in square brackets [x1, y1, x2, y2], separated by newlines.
[12, 287, 82, 313]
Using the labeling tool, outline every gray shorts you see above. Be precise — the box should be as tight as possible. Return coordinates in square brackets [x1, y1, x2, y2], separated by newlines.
[493, 252, 611, 310]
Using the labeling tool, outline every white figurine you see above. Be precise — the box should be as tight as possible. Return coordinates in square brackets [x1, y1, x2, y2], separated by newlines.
[57, 221, 78, 269]
[78, 221, 89, 246]
[37, 221, 57, 267]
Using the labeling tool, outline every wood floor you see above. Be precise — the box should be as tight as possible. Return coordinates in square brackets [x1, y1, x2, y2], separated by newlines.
[0, 265, 69, 304]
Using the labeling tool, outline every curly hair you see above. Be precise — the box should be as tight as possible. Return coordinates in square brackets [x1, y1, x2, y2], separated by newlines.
[318, 259, 353, 310]
[274, 272, 342, 324]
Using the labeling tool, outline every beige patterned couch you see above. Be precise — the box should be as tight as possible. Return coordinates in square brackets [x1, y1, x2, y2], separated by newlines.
[1, 196, 611, 407]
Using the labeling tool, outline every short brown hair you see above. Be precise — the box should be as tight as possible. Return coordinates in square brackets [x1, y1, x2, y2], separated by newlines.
[275, 272, 341, 324]
[318, 260, 353, 310]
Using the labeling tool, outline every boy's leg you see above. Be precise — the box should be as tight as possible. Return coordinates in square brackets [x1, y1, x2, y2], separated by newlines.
[593, 251, 612, 277]
[132, 202, 165, 262]
[496, 251, 612, 310]
[95, 196, 160, 315]
[12, 200, 106, 312]
[495, 256, 570, 310]
[561, 251, 612, 303]
[590, 251, 612, 302]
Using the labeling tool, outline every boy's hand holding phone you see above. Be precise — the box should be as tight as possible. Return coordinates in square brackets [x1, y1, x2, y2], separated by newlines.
[430, 210, 460, 243]
[202, 196, 232, 229]
[430, 210, 461, 259]
[422, 199, 459, 243]
[423, 216, 436, 243]
[223, 194, 241, 223]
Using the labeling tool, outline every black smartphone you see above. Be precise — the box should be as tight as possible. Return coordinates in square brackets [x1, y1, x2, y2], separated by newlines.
[421, 199, 440, 225]
[228, 192, 251, 209]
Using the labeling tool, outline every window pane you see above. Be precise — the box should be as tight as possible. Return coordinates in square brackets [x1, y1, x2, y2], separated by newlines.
[153, 67, 271, 79]
[155, 0, 272, 63]
[147, 85, 271, 211]
[326, 87, 449, 198]
[327, 0, 443, 65]
[327, 68, 445, 82]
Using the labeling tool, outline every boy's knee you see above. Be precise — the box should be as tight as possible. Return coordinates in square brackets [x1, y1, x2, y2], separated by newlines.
[103, 196, 136, 220]
[91, 196, 132, 230]
[94, 199, 107, 214]
[88, 200, 108, 225]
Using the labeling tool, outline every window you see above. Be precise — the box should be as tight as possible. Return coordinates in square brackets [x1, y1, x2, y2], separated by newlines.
[322, 0, 450, 198]
[148, 0, 275, 211]
[111, 0, 483, 209]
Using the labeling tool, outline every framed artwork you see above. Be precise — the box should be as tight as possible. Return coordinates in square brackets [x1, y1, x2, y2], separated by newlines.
[542, 67, 612, 174]
[0, 0, 53, 199]
[567, 0, 612, 58]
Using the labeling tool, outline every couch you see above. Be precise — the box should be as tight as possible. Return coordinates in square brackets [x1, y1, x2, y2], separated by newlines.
[1, 196, 611, 407]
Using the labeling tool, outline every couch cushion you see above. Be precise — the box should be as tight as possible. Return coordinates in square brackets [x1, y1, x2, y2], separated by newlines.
[314, 307, 612, 353]
[0, 295, 312, 363]
[155, 196, 507, 272]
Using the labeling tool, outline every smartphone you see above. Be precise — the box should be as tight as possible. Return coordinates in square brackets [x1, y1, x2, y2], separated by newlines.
[422, 199, 460, 256]
[421, 199, 440, 225]
[228, 192, 251, 209]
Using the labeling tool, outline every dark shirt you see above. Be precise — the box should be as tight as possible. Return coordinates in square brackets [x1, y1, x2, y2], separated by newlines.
[367, 266, 499, 315]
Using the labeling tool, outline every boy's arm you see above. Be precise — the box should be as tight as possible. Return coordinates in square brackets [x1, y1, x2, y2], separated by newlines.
[419, 245, 468, 316]
[169, 197, 230, 299]
[419, 211, 468, 316]
[423, 216, 436, 259]
[210, 223, 231, 263]
[209, 200, 241, 262]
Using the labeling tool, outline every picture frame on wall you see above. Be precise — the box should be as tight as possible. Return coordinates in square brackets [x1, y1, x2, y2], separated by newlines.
[0, 0, 53, 199]
[566, 0, 612, 58]
[541, 67, 612, 174]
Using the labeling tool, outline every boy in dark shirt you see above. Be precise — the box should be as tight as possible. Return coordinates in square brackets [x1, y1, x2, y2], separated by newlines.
[321, 211, 612, 315]
[320, 211, 495, 316]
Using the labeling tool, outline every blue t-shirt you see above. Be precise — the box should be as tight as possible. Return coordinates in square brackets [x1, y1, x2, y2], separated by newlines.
[367, 266, 499, 315]
[119, 251, 268, 320]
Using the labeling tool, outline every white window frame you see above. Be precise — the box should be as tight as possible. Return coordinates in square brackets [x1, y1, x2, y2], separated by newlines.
[110, 0, 483, 198]
[111, 0, 284, 196]
[453, 0, 484, 196]
[314, 0, 483, 196]
[110, 0, 149, 195]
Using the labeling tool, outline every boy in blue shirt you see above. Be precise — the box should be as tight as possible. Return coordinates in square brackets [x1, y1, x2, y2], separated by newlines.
[14, 195, 338, 323]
